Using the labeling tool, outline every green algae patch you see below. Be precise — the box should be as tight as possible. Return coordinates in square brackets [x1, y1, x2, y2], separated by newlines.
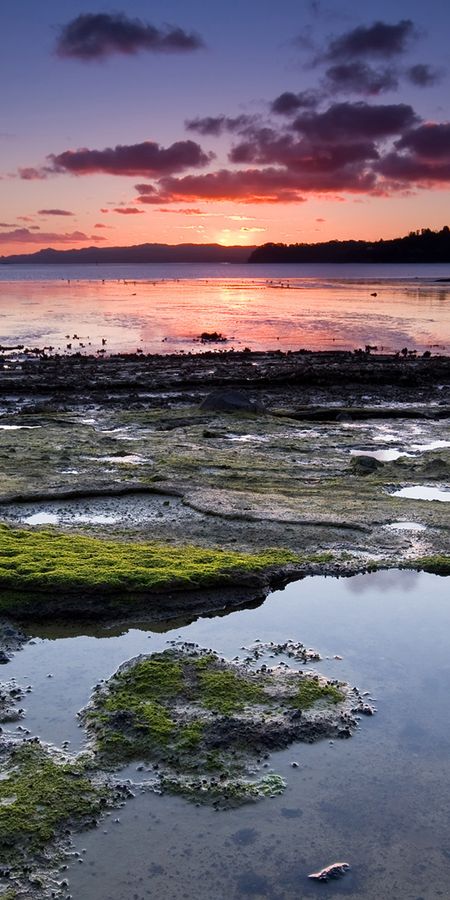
[409, 555, 450, 576]
[292, 678, 344, 709]
[197, 668, 267, 715]
[0, 743, 112, 866]
[82, 646, 371, 807]
[0, 525, 297, 606]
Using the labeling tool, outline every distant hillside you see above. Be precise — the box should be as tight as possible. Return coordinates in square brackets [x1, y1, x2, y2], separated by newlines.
[248, 227, 450, 264]
[4, 228, 450, 266]
[0, 242, 255, 265]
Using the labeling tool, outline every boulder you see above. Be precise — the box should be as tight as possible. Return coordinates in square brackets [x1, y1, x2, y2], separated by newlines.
[200, 389, 264, 414]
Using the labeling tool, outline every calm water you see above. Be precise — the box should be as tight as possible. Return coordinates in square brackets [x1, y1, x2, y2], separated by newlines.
[0, 263, 449, 355]
[6, 570, 450, 899]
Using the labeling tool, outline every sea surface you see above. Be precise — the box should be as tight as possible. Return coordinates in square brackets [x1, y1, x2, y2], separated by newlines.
[0, 263, 449, 355]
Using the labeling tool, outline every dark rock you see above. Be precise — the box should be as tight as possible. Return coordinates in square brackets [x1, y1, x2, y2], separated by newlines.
[351, 455, 383, 475]
[200, 389, 264, 414]
[421, 458, 450, 478]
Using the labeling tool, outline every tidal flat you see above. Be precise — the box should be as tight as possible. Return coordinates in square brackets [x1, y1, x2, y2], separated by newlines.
[0, 349, 448, 898]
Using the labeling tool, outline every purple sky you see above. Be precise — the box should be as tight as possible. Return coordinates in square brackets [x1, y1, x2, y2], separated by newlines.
[1, 1, 449, 252]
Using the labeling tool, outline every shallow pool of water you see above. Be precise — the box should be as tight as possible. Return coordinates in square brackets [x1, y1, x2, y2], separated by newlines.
[392, 486, 450, 502]
[350, 448, 406, 462]
[4, 493, 202, 529]
[384, 521, 427, 531]
[5, 570, 450, 899]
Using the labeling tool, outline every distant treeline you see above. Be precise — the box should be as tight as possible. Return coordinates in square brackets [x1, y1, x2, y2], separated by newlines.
[248, 227, 450, 264]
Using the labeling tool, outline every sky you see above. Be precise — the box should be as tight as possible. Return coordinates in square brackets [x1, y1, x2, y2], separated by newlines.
[1, 0, 450, 255]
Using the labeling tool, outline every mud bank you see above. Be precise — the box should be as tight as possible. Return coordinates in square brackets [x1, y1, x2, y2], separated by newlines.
[0, 350, 448, 587]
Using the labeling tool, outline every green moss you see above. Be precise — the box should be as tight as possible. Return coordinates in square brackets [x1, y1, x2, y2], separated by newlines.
[409, 555, 450, 576]
[175, 720, 204, 751]
[197, 668, 267, 715]
[291, 678, 345, 709]
[0, 743, 111, 864]
[0, 526, 296, 601]
[110, 658, 183, 701]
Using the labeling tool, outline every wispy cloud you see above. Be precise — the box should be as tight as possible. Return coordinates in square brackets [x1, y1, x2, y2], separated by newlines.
[0, 228, 102, 244]
[38, 208, 74, 216]
[112, 207, 145, 214]
[56, 13, 204, 61]
[185, 115, 256, 136]
[406, 63, 444, 87]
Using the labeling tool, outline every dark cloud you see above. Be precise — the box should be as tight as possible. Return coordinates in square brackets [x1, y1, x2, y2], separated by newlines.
[395, 124, 450, 159]
[0, 222, 16, 227]
[324, 62, 398, 95]
[0, 228, 101, 244]
[37, 208, 74, 216]
[112, 207, 145, 214]
[228, 129, 378, 193]
[324, 20, 416, 62]
[17, 216, 34, 222]
[377, 152, 450, 184]
[56, 13, 204, 60]
[271, 91, 318, 115]
[230, 131, 378, 169]
[47, 140, 213, 177]
[185, 115, 256, 136]
[376, 124, 450, 186]
[406, 64, 443, 87]
[292, 102, 418, 142]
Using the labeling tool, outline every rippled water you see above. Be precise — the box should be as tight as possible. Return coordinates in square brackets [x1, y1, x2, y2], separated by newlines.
[5, 570, 450, 899]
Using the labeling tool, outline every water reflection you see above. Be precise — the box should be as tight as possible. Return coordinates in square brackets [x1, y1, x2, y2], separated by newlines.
[0, 269, 449, 355]
[43, 568, 449, 900]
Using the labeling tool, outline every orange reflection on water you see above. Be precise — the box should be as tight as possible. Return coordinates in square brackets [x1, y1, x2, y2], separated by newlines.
[0, 275, 448, 356]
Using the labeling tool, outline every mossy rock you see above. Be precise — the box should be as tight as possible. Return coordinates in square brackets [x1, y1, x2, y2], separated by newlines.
[82, 646, 367, 806]
[0, 743, 112, 866]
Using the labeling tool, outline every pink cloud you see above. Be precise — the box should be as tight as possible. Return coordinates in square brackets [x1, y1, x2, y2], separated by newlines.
[112, 207, 145, 214]
[0, 228, 103, 244]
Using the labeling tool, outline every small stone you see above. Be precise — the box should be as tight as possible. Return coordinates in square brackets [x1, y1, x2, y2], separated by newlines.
[308, 862, 350, 882]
